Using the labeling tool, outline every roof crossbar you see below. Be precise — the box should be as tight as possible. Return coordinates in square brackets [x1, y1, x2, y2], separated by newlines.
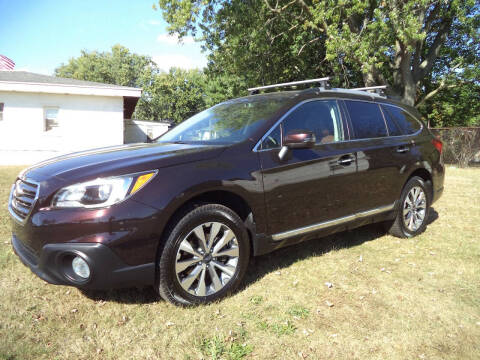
[351, 85, 387, 95]
[248, 77, 330, 94]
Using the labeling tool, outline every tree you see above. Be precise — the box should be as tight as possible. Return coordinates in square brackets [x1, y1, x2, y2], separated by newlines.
[136, 68, 207, 123]
[156, 0, 479, 107]
[55, 44, 155, 88]
[421, 82, 480, 127]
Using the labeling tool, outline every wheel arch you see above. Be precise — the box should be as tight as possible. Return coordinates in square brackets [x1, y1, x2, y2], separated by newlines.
[405, 167, 433, 201]
[155, 188, 256, 265]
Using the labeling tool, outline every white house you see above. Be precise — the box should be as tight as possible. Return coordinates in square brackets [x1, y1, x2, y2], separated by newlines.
[0, 71, 168, 165]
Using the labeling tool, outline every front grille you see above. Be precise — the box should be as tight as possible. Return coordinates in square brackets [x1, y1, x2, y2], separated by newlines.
[8, 178, 40, 224]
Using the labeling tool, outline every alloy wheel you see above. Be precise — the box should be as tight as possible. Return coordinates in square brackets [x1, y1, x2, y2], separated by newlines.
[175, 222, 239, 297]
[403, 186, 427, 232]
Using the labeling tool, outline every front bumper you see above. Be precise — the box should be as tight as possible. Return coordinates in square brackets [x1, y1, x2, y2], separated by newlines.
[12, 234, 155, 289]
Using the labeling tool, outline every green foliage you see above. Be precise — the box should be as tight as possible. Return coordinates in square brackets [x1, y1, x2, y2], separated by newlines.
[198, 333, 253, 360]
[287, 305, 310, 319]
[421, 83, 480, 128]
[156, 0, 479, 125]
[136, 67, 206, 123]
[270, 320, 296, 336]
[203, 73, 248, 108]
[137, 68, 252, 124]
[55, 44, 155, 88]
[255, 318, 297, 335]
[249, 295, 263, 305]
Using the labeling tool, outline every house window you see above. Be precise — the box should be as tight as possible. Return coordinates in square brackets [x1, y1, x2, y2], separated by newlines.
[44, 107, 59, 131]
[0, 103, 4, 121]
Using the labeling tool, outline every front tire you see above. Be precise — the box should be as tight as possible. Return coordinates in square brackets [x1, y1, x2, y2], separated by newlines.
[157, 204, 250, 305]
[387, 176, 430, 238]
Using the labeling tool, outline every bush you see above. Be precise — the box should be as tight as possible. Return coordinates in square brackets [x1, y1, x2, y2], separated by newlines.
[430, 127, 480, 167]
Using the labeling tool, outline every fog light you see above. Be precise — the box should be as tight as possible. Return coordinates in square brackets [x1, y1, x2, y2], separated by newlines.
[72, 256, 90, 279]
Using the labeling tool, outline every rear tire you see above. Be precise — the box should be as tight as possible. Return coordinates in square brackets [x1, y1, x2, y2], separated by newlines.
[157, 204, 250, 306]
[386, 176, 430, 238]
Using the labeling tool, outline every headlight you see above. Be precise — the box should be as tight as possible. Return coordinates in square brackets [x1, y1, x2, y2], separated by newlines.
[51, 171, 157, 208]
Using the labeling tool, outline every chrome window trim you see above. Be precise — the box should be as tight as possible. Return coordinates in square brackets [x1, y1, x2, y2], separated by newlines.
[271, 203, 395, 241]
[253, 97, 424, 153]
[253, 98, 345, 152]
[378, 103, 390, 136]
[8, 178, 40, 225]
[340, 98, 424, 133]
[380, 103, 424, 135]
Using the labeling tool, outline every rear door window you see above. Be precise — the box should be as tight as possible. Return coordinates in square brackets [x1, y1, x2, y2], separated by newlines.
[382, 105, 422, 134]
[344, 101, 387, 139]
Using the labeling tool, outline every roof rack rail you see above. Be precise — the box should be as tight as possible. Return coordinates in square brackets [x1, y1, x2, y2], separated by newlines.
[351, 85, 387, 96]
[248, 77, 330, 94]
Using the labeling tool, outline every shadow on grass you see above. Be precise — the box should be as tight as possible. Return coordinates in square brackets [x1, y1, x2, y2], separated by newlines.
[426, 207, 439, 225]
[80, 208, 438, 304]
[243, 207, 439, 288]
[80, 286, 160, 305]
[244, 223, 383, 288]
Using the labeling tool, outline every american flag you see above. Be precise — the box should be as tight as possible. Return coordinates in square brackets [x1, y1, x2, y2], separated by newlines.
[0, 55, 15, 70]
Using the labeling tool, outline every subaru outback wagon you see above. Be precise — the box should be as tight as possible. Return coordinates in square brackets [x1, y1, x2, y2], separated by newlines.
[9, 79, 444, 305]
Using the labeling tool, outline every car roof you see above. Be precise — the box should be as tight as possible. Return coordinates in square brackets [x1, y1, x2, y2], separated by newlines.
[239, 87, 421, 119]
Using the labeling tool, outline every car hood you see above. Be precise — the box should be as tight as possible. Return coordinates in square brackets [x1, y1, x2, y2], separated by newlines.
[22, 142, 226, 183]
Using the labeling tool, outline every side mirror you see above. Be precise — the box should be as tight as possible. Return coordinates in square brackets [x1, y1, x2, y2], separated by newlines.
[283, 130, 316, 149]
[278, 130, 316, 160]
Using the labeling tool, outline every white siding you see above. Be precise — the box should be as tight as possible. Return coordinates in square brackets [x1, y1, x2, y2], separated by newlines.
[0, 91, 124, 164]
[124, 120, 170, 143]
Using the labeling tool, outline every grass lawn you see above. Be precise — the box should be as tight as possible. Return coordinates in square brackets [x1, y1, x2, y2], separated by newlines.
[0, 165, 479, 359]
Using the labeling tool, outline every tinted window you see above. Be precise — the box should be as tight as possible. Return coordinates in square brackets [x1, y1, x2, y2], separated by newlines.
[383, 105, 422, 134]
[282, 100, 343, 144]
[380, 105, 403, 136]
[345, 101, 387, 139]
[159, 96, 289, 145]
[261, 125, 281, 149]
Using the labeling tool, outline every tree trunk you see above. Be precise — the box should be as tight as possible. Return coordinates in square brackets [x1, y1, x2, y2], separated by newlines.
[402, 79, 416, 106]
[395, 41, 417, 106]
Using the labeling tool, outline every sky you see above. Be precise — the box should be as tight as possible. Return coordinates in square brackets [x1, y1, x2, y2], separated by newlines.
[0, 0, 208, 75]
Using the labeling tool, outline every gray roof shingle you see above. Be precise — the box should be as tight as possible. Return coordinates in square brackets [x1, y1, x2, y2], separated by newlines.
[0, 71, 137, 89]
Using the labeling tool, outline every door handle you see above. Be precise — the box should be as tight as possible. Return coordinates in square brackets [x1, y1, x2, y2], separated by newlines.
[337, 156, 355, 165]
[396, 146, 410, 153]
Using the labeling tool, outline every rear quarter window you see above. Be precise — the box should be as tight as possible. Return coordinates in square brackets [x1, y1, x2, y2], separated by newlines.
[380, 105, 403, 136]
[382, 105, 422, 134]
[344, 100, 387, 139]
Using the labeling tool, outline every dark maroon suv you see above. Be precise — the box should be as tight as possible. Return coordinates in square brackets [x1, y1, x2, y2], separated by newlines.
[9, 81, 444, 305]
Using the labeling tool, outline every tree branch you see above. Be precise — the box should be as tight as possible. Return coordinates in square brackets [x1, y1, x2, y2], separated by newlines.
[295, 0, 313, 17]
[263, 0, 297, 13]
[297, 36, 321, 55]
[416, 15, 453, 82]
[412, 3, 429, 75]
[415, 61, 463, 107]
[270, 23, 300, 44]
[423, 1, 442, 34]
[415, 83, 457, 107]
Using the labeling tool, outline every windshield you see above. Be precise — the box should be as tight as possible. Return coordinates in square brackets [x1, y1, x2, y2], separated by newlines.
[158, 96, 289, 145]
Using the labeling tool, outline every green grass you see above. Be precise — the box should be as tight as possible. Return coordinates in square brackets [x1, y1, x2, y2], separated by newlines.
[1, 165, 479, 359]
